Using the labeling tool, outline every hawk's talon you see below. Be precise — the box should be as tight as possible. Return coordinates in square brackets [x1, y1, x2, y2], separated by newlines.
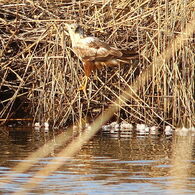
[78, 76, 88, 95]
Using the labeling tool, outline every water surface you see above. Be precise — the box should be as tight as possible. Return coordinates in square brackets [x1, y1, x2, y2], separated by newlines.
[0, 127, 194, 194]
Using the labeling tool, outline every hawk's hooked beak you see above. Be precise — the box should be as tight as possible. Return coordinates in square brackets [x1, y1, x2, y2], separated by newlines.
[64, 23, 70, 29]
[64, 23, 71, 35]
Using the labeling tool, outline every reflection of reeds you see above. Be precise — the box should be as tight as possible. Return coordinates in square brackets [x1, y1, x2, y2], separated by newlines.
[0, 0, 194, 127]
[168, 134, 194, 193]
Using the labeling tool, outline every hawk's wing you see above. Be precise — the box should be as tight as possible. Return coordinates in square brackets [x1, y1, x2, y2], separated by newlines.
[73, 37, 122, 61]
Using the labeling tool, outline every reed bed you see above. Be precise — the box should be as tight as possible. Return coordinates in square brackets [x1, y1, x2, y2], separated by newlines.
[0, 0, 194, 128]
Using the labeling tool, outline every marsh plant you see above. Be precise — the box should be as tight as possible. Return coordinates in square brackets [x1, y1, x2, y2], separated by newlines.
[0, 0, 194, 128]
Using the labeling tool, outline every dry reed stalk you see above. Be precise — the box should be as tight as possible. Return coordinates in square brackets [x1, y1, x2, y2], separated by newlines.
[3, 8, 194, 194]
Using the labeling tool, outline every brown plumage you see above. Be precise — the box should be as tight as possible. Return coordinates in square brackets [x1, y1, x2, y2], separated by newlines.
[65, 23, 138, 91]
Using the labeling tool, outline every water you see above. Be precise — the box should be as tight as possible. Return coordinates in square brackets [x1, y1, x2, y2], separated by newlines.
[0, 127, 194, 194]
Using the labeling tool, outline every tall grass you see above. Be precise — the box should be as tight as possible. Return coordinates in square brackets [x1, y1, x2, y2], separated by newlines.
[0, 0, 194, 127]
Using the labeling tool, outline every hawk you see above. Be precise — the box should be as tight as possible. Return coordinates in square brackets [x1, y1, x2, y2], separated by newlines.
[65, 23, 138, 91]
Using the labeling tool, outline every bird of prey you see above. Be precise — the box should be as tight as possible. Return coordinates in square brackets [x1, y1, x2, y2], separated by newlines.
[65, 23, 138, 92]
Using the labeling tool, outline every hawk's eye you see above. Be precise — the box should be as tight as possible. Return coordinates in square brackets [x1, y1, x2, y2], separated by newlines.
[75, 26, 84, 35]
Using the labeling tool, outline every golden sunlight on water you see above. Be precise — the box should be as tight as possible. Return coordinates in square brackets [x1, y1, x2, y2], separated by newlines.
[0, 127, 194, 194]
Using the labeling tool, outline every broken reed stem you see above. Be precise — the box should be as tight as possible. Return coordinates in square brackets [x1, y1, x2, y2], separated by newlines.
[0, 118, 32, 121]
[11, 15, 195, 194]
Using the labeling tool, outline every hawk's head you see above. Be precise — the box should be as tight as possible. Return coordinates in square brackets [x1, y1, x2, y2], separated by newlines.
[65, 23, 84, 37]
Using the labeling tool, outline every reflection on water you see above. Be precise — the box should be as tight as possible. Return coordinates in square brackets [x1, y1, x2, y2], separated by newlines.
[0, 127, 195, 194]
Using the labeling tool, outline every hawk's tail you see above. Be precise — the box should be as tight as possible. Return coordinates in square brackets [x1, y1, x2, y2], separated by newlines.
[120, 49, 140, 60]
[113, 49, 139, 64]
[94, 49, 140, 68]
